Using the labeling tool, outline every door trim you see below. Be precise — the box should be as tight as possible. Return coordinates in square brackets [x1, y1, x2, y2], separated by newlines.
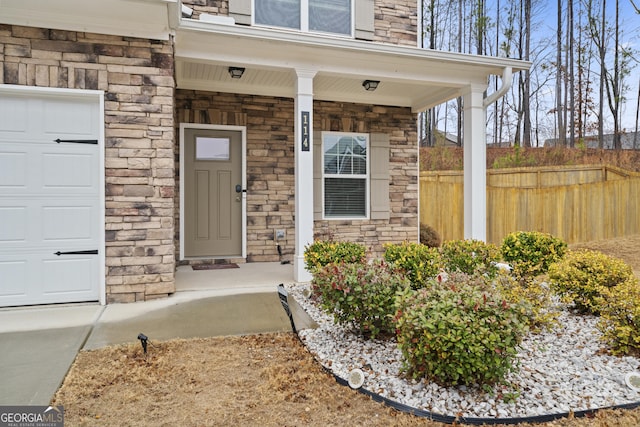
[179, 123, 247, 260]
[0, 84, 106, 305]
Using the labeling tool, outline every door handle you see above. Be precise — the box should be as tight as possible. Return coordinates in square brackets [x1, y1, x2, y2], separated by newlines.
[54, 250, 99, 256]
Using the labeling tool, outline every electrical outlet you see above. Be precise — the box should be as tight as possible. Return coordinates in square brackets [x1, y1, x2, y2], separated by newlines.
[275, 229, 285, 240]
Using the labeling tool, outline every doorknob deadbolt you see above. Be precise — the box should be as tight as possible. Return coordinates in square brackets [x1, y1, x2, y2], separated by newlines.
[235, 184, 246, 193]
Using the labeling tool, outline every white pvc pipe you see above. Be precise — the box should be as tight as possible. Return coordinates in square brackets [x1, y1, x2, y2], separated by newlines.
[181, 4, 193, 18]
[483, 66, 513, 107]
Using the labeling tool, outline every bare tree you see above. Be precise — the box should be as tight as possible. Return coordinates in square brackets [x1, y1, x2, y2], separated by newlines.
[568, 0, 576, 147]
[574, 2, 598, 140]
[422, 0, 438, 147]
[556, 0, 566, 145]
[584, 0, 607, 147]
[418, 0, 640, 148]
[457, 0, 464, 145]
[635, 76, 640, 148]
[522, 0, 532, 147]
[587, 0, 635, 149]
[605, 0, 622, 148]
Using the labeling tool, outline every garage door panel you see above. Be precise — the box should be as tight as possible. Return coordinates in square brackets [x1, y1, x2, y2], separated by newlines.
[0, 96, 28, 133]
[0, 255, 97, 306]
[0, 207, 27, 242]
[42, 206, 95, 241]
[0, 253, 42, 306]
[1, 144, 98, 195]
[0, 239, 99, 306]
[42, 257, 96, 296]
[0, 259, 28, 298]
[43, 99, 97, 137]
[0, 200, 41, 248]
[0, 152, 27, 188]
[1, 200, 99, 249]
[1, 146, 39, 195]
[0, 89, 102, 307]
[0, 96, 99, 141]
[43, 153, 95, 188]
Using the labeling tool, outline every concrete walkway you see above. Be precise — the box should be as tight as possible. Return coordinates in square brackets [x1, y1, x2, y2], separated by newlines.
[0, 262, 313, 405]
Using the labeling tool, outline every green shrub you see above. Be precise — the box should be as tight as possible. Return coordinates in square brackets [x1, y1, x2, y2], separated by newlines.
[383, 242, 441, 289]
[500, 231, 567, 281]
[311, 260, 410, 339]
[597, 278, 640, 356]
[304, 240, 366, 273]
[548, 249, 635, 314]
[395, 273, 528, 387]
[494, 273, 560, 332]
[420, 224, 442, 248]
[439, 239, 501, 278]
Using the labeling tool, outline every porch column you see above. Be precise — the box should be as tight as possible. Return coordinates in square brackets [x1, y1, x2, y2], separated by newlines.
[463, 84, 487, 241]
[294, 69, 317, 282]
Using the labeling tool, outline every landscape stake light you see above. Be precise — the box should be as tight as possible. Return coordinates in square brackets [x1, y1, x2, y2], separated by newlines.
[137, 333, 149, 354]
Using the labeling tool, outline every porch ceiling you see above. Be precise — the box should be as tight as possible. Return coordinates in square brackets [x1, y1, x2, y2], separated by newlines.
[175, 20, 531, 112]
[177, 61, 462, 110]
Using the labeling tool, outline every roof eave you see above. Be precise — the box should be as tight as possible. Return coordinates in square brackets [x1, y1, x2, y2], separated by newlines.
[0, 0, 177, 41]
[177, 19, 532, 74]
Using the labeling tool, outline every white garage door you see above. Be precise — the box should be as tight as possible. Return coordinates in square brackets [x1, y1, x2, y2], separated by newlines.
[0, 87, 104, 307]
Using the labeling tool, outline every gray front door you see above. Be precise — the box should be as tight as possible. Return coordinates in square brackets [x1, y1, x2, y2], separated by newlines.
[184, 128, 242, 257]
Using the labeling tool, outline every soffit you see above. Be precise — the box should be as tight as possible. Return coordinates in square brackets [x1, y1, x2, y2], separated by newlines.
[175, 20, 531, 112]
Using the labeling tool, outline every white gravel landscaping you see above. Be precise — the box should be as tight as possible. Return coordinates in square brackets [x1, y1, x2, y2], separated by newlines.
[285, 283, 640, 420]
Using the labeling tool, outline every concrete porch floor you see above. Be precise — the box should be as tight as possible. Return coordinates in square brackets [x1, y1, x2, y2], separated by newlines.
[175, 261, 296, 294]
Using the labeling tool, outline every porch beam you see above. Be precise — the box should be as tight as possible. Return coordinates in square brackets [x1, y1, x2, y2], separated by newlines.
[293, 69, 317, 282]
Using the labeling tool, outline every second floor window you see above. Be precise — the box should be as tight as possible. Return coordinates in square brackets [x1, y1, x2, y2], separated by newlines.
[255, 0, 352, 36]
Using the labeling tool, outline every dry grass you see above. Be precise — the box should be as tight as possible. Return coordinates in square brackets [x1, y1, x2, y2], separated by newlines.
[421, 147, 640, 172]
[54, 334, 429, 426]
[53, 334, 640, 427]
[54, 235, 640, 426]
[570, 234, 640, 279]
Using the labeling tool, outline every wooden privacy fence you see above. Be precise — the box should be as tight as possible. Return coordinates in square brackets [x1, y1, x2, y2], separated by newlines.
[419, 165, 640, 245]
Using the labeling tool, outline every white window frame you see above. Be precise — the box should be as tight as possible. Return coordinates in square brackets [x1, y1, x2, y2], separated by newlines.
[252, 0, 354, 38]
[321, 131, 370, 220]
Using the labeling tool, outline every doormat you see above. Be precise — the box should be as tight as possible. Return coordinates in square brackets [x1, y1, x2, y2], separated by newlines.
[192, 263, 239, 270]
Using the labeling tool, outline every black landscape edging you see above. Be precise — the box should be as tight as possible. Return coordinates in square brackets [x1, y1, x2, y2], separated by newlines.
[276, 284, 640, 425]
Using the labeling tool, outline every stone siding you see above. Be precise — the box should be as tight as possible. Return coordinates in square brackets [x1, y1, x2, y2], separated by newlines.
[313, 100, 419, 257]
[175, 91, 295, 263]
[182, 0, 228, 18]
[175, 90, 418, 262]
[182, 0, 417, 46]
[0, 24, 176, 303]
[374, 0, 418, 46]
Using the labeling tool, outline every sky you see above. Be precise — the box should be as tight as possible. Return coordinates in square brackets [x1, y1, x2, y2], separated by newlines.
[535, 0, 640, 133]
[427, 0, 640, 142]
[504, 0, 640, 138]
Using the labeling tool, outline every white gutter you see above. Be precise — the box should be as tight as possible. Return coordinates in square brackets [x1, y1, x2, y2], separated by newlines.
[417, 0, 423, 49]
[483, 66, 513, 107]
